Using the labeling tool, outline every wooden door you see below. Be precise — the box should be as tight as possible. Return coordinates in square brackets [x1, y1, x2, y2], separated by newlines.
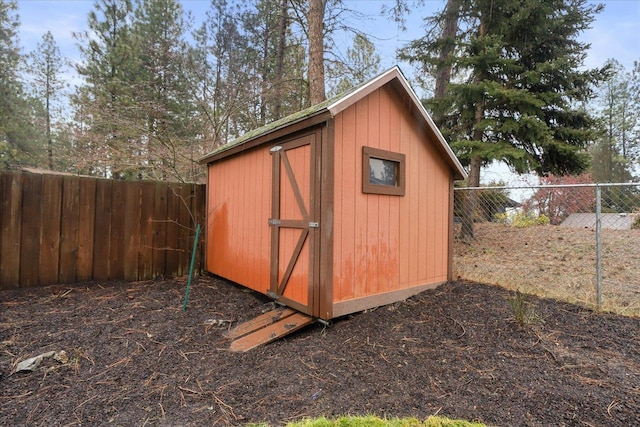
[269, 133, 319, 316]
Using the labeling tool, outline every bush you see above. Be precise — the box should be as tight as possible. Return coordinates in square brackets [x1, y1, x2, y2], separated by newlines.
[494, 212, 550, 227]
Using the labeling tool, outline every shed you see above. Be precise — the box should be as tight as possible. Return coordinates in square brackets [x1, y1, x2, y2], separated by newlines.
[200, 67, 466, 321]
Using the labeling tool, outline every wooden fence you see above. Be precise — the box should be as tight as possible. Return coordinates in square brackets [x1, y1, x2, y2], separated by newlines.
[0, 170, 205, 290]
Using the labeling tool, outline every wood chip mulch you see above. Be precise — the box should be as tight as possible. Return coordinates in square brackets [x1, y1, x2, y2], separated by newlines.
[1, 276, 639, 426]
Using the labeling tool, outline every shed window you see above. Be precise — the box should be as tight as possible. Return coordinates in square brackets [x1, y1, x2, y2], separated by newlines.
[362, 146, 405, 196]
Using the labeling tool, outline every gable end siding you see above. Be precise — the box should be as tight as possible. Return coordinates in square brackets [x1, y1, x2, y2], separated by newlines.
[332, 85, 451, 304]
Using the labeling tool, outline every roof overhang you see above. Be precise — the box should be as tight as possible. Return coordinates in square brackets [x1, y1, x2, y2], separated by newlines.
[198, 109, 331, 164]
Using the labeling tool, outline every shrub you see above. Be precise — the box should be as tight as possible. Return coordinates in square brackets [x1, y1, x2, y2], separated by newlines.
[494, 212, 550, 227]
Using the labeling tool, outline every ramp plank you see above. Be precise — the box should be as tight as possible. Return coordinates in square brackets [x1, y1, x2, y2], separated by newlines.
[226, 307, 296, 340]
[230, 312, 314, 352]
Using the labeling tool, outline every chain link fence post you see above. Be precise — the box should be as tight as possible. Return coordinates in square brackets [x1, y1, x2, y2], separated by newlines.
[595, 184, 602, 309]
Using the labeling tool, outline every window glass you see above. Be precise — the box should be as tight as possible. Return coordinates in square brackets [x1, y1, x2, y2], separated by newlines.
[369, 157, 399, 186]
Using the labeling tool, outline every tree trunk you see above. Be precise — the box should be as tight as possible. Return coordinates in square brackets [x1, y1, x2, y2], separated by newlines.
[259, 30, 269, 126]
[274, 0, 288, 118]
[606, 89, 614, 180]
[433, 0, 460, 123]
[460, 154, 481, 240]
[46, 86, 53, 170]
[308, 0, 325, 105]
[459, 18, 486, 240]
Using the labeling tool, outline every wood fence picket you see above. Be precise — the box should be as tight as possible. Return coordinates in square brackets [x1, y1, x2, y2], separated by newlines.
[0, 171, 205, 290]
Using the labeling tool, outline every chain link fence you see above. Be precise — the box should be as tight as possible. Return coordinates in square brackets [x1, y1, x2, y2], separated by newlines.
[453, 183, 640, 316]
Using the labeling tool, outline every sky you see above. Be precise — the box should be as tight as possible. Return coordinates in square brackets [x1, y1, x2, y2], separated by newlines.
[13, 0, 640, 187]
[15, 0, 639, 73]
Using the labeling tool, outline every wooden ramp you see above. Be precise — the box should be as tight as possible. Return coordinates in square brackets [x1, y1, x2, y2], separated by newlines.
[227, 307, 314, 352]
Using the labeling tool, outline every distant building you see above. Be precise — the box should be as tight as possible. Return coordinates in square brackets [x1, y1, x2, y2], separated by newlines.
[560, 213, 639, 230]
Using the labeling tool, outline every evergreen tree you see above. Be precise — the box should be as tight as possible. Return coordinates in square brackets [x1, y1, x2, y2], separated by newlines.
[290, 0, 353, 106]
[73, 0, 137, 177]
[591, 58, 640, 182]
[243, 0, 307, 125]
[0, 0, 40, 169]
[188, 0, 249, 149]
[401, 0, 607, 237]
[590, 141, 633, 183]
[243, 0, 284, 125]
[189, 0, 308, 153]
[27, 31, 66, 170]
[132, 0, 198, 181]
[403, 0, 606, 181]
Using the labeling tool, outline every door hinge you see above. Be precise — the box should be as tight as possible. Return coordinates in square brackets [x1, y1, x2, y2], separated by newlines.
[269, 145, 282, 153]
[309, 222, 319, 228]
[268, 218, 280, 226]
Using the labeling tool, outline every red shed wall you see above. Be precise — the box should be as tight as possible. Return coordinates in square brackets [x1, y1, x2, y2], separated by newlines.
[331, 85, 451, 314]
[206, 147, 271, 294]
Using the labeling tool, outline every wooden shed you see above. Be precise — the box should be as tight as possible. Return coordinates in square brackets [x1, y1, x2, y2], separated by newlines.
[200, 67, 466, 321]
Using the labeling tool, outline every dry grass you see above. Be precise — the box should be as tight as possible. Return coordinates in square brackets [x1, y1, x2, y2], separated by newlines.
[453, 222, 640, 317]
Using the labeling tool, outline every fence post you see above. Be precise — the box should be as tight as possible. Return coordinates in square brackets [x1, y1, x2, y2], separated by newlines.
[595, 184, 602, 309]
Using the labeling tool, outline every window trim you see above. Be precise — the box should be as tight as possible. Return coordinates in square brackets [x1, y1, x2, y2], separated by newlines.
[362, 146, 406, 196]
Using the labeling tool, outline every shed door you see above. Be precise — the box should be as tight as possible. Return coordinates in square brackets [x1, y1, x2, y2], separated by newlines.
[269, 133, 319, 316]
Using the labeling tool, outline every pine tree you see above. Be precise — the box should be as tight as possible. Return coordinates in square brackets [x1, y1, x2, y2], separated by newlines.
[244, 0, 284, 125]
[73, 0, 137, 177]
[0, 0, 21, 147]
[0, 0, 40, 168]
[188, 0, 249, 149]
[299, 0, 357, 105]
[402, 0, 607, 237]
[188, 0, 308, 153]
[132, 0, 198, 181]
[592, 58, 640, 183]
[243, 0, 308, 125]
[27, 31, 66, 170]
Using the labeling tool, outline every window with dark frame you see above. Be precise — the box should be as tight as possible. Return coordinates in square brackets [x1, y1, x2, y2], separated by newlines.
[362, 146, 406, 196]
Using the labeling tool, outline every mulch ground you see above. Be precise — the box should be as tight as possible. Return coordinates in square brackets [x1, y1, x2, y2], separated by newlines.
[1, 275, 639, 426]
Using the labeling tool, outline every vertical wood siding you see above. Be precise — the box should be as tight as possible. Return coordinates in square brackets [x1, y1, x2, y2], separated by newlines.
[206, 146, 271, 294]
[0, 171, 204, 290]
[332, 85, 452, 303]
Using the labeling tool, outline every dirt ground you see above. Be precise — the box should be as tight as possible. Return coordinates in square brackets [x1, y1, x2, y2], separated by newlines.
[1, 275, 639, 426]
[453, 223, 640, 317]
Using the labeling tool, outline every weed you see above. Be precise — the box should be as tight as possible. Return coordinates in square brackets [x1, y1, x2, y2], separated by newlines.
[68, 347, 94, 374]
[508, 291, 541, 327]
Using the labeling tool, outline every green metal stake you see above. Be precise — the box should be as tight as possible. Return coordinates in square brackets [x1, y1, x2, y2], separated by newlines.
[182, 223, 201, 311]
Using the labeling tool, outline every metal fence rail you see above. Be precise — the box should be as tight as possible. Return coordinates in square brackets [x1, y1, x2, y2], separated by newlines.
[453, 183, 640, 316]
